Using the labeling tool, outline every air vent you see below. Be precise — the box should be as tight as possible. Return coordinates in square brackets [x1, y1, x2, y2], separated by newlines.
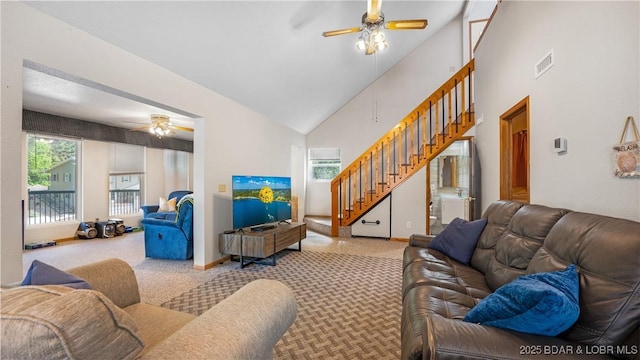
[535, 49, 554, 79]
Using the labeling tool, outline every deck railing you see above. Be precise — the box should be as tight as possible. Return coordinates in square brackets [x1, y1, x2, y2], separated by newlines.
[109, 189, 141, 216]
[27, 189, 141, 224]
[27, 190, 76, 224]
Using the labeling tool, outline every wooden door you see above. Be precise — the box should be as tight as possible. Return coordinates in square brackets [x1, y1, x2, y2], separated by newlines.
[500, 97, 530, 203]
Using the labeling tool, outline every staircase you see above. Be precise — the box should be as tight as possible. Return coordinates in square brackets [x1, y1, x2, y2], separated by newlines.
[330, 59, 475, 237]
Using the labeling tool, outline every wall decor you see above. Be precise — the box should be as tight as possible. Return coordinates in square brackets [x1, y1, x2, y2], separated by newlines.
[613, 116, 640, 177]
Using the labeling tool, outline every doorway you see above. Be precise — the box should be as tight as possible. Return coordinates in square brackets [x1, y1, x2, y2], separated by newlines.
[500, 97, 530, 203]
[427, 137, 476, 235]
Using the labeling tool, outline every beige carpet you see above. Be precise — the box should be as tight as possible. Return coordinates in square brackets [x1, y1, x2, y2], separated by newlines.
[21, 230, 406, 306]
[162, 249, 403, 359]
[21, 231, 234, 305]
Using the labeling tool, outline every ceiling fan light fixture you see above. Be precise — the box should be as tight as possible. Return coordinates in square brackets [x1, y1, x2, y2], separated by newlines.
[355, 35, 367, 51]
[130, 114, 193, 137]
[322, 1, 427, 56]
[372, 29, 385, 43]
[148, 114, 172, 138]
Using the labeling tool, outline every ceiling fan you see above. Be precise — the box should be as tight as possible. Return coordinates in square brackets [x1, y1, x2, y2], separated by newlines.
[130, 114, 193, 138]
[322, 0, 428, 55]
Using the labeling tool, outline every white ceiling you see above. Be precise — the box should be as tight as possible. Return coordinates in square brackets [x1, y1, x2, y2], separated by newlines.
[22, 1, 468, 138]
[22, 66, 197, 140]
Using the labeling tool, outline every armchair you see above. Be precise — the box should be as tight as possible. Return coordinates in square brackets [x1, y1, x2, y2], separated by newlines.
[141, 190, 192, 221]
[141, 194, 193, 260]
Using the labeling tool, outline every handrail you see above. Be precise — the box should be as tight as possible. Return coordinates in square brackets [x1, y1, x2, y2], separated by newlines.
[330, 59, 475, 236]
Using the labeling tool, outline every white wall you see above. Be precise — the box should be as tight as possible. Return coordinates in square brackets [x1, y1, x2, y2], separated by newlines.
[144, 147, 165, 206]
[391, 167, 426, 238]
[1, 2, 305, 284]
[82, 140, 110, 223]
[291, 145, 306, 222]
[474, 1, 640, 221]
[305, 15, 463, 235]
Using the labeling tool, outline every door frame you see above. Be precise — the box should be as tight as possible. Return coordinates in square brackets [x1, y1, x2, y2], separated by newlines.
[426, 136, 475, 235]
[499, 96, 530, 203]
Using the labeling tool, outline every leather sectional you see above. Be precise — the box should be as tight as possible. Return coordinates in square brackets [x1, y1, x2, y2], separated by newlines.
[402, 200, 640, 360]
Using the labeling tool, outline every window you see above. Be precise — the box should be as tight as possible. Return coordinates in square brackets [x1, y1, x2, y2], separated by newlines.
[109, 143, 144, 216]
[27, 134, 78, 224]
[309, 148, 341, 182]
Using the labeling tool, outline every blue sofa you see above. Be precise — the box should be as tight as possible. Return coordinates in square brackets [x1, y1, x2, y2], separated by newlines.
[141, 194, 193, 260]
[141, 190, 192, 221]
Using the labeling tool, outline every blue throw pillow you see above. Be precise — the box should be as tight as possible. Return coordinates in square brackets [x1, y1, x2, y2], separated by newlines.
[21, 260, 92, 289]
[464, 264, 580, 336]
[428, 217, 487, 264]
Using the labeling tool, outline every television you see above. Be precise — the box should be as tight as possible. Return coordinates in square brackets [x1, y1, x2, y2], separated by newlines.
[232, 175, 292, 230]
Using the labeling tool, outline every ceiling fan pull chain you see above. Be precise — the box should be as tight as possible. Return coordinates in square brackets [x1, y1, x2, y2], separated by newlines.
[372, 53, 379, 122]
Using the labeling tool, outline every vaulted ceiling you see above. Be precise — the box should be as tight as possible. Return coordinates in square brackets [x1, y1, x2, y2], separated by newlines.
[23, 1, 470, 137]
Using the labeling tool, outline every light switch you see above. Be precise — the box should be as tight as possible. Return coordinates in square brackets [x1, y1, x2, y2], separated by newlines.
[218, 184, 226, 192]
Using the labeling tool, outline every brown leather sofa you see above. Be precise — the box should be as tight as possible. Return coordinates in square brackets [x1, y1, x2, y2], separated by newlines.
[402, 200, 640, 360]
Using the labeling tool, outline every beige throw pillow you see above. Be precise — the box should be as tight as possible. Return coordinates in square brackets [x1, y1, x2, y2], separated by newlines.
[158, 197, 177, 212]
[1, 285, 144, 360]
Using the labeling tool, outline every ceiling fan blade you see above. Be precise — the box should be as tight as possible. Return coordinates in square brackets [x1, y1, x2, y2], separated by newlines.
[322, 27, 362, 37]
[129, 126, 151, 132]
[171, 125, 194, 132]
[366, 0, 382, 22]
[386, 19, 428, 30]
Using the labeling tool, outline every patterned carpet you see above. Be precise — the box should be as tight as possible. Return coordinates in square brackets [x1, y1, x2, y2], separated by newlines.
[161, 250, 403, 359]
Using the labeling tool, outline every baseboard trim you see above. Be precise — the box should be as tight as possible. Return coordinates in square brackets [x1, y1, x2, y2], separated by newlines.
[194, 255, 231, 270]
[390, 237, 409, 242]
[55, 236, 77, 243]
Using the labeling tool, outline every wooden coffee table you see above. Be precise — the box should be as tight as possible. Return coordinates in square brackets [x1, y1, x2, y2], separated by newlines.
[219, 222, 306, 268]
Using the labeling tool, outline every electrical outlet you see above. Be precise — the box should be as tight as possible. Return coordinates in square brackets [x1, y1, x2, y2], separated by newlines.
[406, 221, 412, 228]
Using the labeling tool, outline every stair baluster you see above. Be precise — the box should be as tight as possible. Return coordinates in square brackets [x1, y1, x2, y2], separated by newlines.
[331, 59, 475, 236]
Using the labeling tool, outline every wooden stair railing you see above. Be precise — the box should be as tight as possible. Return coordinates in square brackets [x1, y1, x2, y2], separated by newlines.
[330, 59, 475, 236]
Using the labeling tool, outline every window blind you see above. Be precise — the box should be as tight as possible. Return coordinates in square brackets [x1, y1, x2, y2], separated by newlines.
[109, 143, 144, 174]
[309, 148, 340, 160]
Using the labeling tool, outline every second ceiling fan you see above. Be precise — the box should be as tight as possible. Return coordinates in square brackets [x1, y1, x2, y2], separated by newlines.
[322, 0, 428, 55]
[131, 114, 193, 138]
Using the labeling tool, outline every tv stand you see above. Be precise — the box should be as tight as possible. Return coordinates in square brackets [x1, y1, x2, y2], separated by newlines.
[219, 222, 306, 268]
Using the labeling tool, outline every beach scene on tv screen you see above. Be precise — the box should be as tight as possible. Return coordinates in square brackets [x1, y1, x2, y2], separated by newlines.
[232, 176, 292, 229]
